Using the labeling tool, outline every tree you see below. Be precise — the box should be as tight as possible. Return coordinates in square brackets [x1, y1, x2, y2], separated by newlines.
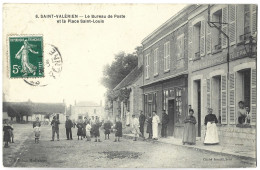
[101, 50, 138, 90]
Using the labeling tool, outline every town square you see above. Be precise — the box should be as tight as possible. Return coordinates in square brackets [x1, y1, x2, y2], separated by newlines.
[2, 3, 257, 168]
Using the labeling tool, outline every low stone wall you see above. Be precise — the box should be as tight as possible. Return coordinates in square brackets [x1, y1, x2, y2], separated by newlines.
[201, 125, 256, 147]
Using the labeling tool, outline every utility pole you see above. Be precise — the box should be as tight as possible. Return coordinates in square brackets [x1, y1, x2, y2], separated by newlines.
[207, 5, 230, 124]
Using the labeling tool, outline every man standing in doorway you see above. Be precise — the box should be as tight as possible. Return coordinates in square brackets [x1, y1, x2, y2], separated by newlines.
[65, 116, 73, 140]
[51, 116, 60, 141]
[139, 111, 145, 138]
[161, 110, 169, 138]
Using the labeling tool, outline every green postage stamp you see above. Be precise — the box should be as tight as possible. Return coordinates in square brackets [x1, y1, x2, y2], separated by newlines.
[9, 35, 44, 78]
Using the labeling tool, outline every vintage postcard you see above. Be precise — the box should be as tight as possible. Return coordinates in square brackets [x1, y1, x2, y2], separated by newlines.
[2, 3, 257, 168]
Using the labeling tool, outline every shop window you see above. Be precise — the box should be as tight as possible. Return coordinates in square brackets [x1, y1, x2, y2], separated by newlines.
[176, 88, 182, 120]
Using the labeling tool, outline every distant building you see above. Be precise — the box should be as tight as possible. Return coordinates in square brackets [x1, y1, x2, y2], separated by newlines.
[69, 101, 104, 122]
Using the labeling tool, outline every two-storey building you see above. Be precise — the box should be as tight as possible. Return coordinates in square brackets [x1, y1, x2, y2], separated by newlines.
[141, 6, 195, 138]
[188, 4, 257, 146]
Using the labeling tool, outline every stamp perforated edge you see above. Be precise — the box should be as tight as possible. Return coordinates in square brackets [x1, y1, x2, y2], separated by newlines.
[7, 34, 45, 79]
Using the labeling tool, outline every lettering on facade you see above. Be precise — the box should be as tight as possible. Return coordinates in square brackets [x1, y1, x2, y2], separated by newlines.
[192, 55, 226, 72]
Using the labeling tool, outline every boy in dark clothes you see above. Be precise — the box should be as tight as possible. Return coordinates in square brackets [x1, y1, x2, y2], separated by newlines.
[103, 120, 112, 140]
[3, 120, 13, 148]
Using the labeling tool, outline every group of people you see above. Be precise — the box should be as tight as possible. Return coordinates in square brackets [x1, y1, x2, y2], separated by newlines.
[4, 101, 250, 147]
[131, 110, 162, 141]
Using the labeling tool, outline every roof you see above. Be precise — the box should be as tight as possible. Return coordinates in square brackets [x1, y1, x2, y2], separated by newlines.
[75, 101, 100, 107]
[141, 5, 194, 45]
[113, 65, 143, 91]
[3, 102, 65, 116]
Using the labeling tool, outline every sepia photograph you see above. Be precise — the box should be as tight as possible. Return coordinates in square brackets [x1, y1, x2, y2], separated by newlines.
[1, 2, 257, 168]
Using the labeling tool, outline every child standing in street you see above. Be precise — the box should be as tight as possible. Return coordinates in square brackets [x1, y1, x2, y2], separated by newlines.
[103, 120, 112, 140]
[9, 121, 14, 143]
[85, 121, 91, 141]
[34, 126, 41, 143]
[3, 119, 13, 148]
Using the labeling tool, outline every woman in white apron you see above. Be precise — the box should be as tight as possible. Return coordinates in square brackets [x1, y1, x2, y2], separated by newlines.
[204, 108, 219, 145]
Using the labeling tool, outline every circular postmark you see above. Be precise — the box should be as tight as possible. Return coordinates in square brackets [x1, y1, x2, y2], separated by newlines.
[23, 44, 63, 86]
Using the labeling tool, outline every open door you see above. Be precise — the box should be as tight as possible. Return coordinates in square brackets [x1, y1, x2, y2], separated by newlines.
[167, 99, 175, 136]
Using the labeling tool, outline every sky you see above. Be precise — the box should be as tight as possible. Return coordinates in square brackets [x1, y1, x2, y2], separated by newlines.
[2, 4, 187, 106]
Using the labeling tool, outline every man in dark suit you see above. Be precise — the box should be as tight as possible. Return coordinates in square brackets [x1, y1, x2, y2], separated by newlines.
[161, 110, 169, 138]
[139, 111, 145, 138]
[65, 116, 73, 140]
[51, 116, 60, 141]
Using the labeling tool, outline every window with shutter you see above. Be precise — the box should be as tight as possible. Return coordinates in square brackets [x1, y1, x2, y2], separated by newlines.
[164, 41, 170, 71]
[229, 73, 236, 124]
[236, 5, 245, 42]
[200, 20, 206, 56]
[207, 79, 211, 108]
[251, 5, 257, 36]
[221, 75, 227, 124]
[206, 21, 212, 54]
[154, 48, 158, 75]
[222, 6, 228, 48]
[229, 5, 236, 45]
[145, 54, 150, 79]
[251, 68, 257, 125]
[188, 26, 193, 59]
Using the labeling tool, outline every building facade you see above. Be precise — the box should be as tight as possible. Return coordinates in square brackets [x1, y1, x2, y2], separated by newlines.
[70, 101, 104, 122]
[112, 51, 143, 126]
[187, 4, 257, 146]
[141, 6, 194, 138]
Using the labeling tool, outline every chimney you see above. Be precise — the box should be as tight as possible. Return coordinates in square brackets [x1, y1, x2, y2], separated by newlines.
[74, 100, 76, 106]
[100, 100, 102, 107]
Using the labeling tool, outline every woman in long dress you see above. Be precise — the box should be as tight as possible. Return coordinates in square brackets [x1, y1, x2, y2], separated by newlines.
[182, 109, 197, 145]
[152, 111, 160, 140]
[146, 114, 153, 139]
[15, 40, 38, 76]
[204, 108, 219, 145]
[132, 114, 140, 141]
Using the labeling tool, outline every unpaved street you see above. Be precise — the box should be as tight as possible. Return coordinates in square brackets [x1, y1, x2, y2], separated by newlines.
[3, 124, 255, 168]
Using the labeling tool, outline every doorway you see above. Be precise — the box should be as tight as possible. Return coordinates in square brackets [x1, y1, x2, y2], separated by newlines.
[193, 80, 201, 137]
[167, 99, 175, 136]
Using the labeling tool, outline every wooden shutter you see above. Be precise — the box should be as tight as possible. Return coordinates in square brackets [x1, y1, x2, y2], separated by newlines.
[206, 21, 211, 54]
[229, 73, 236, 124]
[221, 75, 227, 124]
[236, 5, 244, 42]
[164, 43, 166, 70]
[229, 5, 236, 45]
[167, 42, 170, 69]
[200, 20, 206, 56]
[222, 6, 228, 48]
[206, 79, 211, 108]
[251, 68, 257, 125]
[251, 5, 257, 36]
[188, 25, 193, 59]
